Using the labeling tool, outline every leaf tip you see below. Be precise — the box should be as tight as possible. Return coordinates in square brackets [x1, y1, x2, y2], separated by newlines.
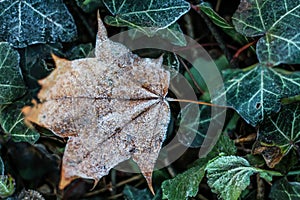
[22, 100, 39, 128]
[96, 11, 108, 42]
[143, 171, 155, 195]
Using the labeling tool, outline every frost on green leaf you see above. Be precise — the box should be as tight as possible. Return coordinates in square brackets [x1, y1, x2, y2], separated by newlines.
[269, 178, 300, 200]
[162, 165, 205, 200]
[103, 0, 190, 36]
[205, 156, 281, 200]
[0, 0, 77, 48]
[0, 95, 39, 144]
[162, 135, 236, 200]
[0, 42, 26, 105]
[0, 157, 15, 198]
[128, 22, 187, 46]
[232, 0, 300, 65]
[214, 65, 300, 126]
[255, 103, 300, 165]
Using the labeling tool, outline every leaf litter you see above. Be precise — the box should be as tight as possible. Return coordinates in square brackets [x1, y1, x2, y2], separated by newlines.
[22, 14, 170, 194]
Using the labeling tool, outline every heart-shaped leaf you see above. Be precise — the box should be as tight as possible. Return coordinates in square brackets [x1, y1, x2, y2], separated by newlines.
[103, 0, 190, 36]
[214, 65, 300, 126]
[232, 0, 300, 65]
[0, 42, 26, 105]
[269, 178, 300, 200]
[0, 0, 77, 48]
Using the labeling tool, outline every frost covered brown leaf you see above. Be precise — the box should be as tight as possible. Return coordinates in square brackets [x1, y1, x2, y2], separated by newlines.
[22, 15, 170, 193]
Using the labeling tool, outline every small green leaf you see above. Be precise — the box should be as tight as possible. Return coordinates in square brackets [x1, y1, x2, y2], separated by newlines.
[199, 2, 250, 45]
[162, 165, 205, 200]
[0, 42, 26, 105]
[103, 0, 190, 36]
[232, 0, 300, 65]
[214, 64, 300, 126]
[75, 0, 103, 13]
[0, 0, 77, 48]
[206, 156, 281, 200]
[162, 134, 236, 200]
[256, 103, 300, 162]
[0, 96, 39, 144]
[269, 178, 300, 200]
[123, 185, 152, 200]
[0, 175, 15, 198]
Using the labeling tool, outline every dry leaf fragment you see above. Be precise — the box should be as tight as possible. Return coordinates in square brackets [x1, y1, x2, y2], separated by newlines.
[22, 14, 170, 193]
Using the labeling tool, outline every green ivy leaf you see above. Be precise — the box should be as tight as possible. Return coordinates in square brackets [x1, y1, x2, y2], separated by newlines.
[214, 65, 300, 126]
[0, 95, 39, 144]
[162, 134, 236, 200]
[103, 0, 190, 36]
[206, 156, 282, 200]
[0, 0, 77, 48]
[0, 42, 26, 105]
[0, 157, 15, 198]
[75, 0, 103, 13]
[269, 178, 300, 200]
[232, 0, 300, 65]
[255, 103, 300, 166]
[199, 2, 250, 45]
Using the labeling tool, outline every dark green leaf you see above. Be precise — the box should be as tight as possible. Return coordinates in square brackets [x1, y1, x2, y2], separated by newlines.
[0, 42, 26, 104]
[269, 178, 300, 200]
[255, 103, 300, 165]
[232, 0, 300, 65]
[0, 0, 77, 48]
[206, 156, 281, 200]
[123, 185, 152, 200]
[76, 0, 103, 13]
[103, 0, 190, 36]
[214, 65, 300, 126]
[19, 44, 61, 97]
[177, 104, 226, 148]
[0, 96, 39, 144]
[199, 2, 250, 45]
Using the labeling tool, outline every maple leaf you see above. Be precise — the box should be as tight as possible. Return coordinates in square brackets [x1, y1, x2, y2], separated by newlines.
[22, 14, 170, 193]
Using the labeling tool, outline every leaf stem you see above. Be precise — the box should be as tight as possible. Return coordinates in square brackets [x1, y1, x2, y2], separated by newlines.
[166, 97, 229, 108]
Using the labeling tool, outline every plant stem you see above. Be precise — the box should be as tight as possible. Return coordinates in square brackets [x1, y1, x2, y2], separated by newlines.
[191, 4, 235, 67]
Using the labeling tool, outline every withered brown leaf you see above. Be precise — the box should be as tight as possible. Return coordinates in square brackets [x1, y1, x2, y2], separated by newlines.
[22, 15, 170, 193]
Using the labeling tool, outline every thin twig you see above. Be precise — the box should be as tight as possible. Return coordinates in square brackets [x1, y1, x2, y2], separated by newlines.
[84, 175, 142, 197]
[178, 57, 204, 94]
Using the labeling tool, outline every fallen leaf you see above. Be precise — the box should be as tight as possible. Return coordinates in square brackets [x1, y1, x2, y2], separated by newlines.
[22, 14, 170, 193]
